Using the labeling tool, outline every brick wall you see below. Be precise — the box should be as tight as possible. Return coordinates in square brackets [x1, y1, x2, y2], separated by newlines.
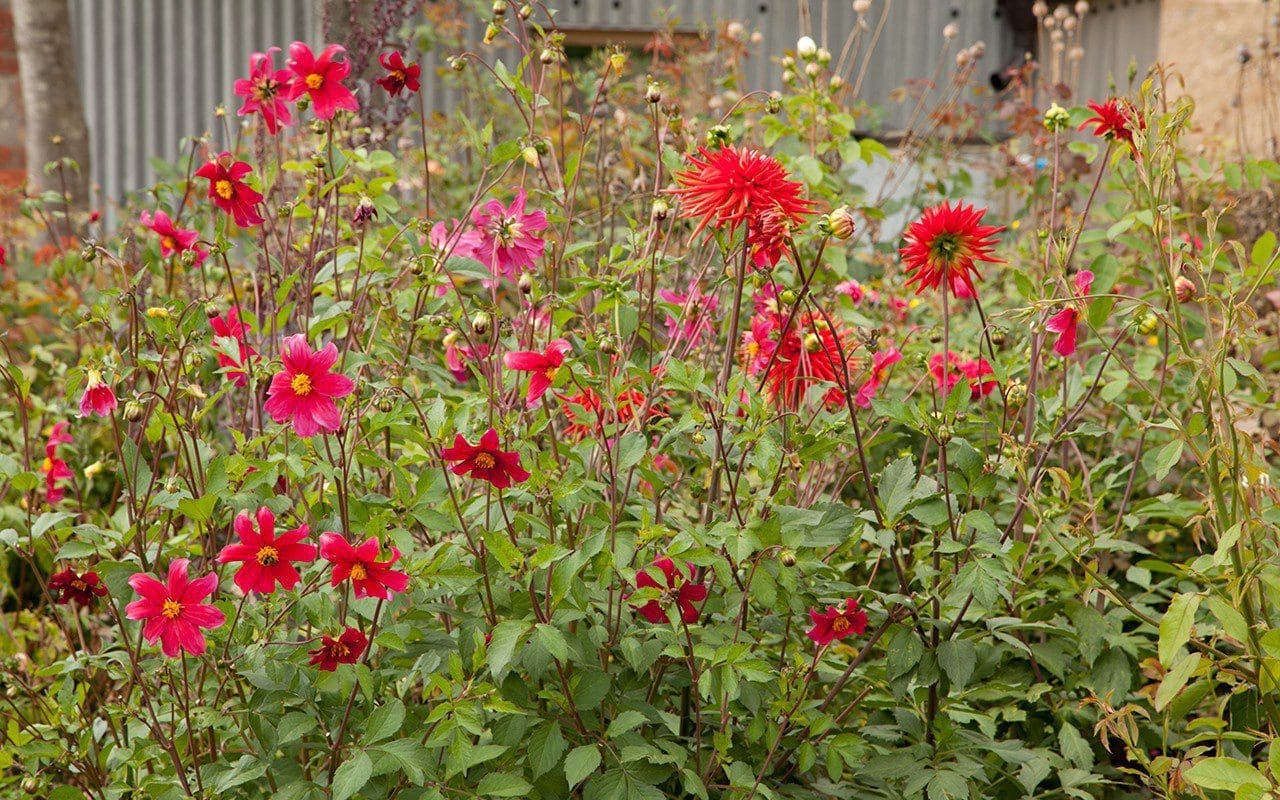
[0, 0, 25, 195]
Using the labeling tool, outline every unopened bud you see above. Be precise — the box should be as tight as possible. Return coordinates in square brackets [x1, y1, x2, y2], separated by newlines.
[796, 36, 817, 59]
[519, 4, 533, 19]
[449, 55, 466, 72]
[828, 206, 855, 239]
[705, 124, 732, 148]
[353, 195, 377, 226]
[484, 21, 501, 44]
[80, 245, 96, 262]
[816, 47, 831, 65]
[652, 198, 670, 221]
[492, 0, 507, 15]
[765, 92, 782, 114]
[646, 81, 662, 104]
[517, 272, 534, 294]
[123, 401, 145, 422]
[804, 62, 821, 78]
[1137, 312, 1159, 336]
[609, 51, 626, 73]
[376, 395, 395, 413]
[521, 146, 539, 167]
[471, 311, 491, 335]
[1174, 276, 1196, 303]
[779, 289, 798, 305]
[1043, 102, 1070, 133]
[146, 307, 170, 320]
[943, 23, 959, 40]
[691, 431, 706, 445]
[779, 549, 797, 567]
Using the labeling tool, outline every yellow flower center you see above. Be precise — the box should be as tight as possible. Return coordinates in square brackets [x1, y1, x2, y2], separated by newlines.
[161, 599, 182, 619]
[305, 73, 324, 90]
[543, 366, 559, 381]
[473, 453, 496, 469]
[256, 546, 280, 566]
[42, 457, 53, 473]
[333, 642, 350, 657]
[349, 563, 367, 581]
[831, 616, 851, 634]
[161, 236, 178, 252]
[215, 180, 234, 200]
[291, 373, 314, 396]
[71, 579, 87, 591]
[391, 69, 405, 82]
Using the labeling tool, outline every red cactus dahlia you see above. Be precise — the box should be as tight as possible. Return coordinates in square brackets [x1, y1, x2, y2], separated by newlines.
[900, 201, 1004, 299]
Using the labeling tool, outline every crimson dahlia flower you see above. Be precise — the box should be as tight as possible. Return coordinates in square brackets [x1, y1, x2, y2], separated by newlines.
[1079, 98, 1143, 154]
[309, 627, 367, 671]
[319, 534, 410, 600]
[441, 428, 530, 489]
[140, 210, 206, 264]
[930, 352, 998, 400]
[631, 556, 707, 624]
[79, 369, 118, 418]
[234, 47, 294, 134]
[1044, 270, 1095, 357]
[806, 598, 868, 646]
[209, 306, 257, 387]
[195, 152, 264, 228]
[216, 507, 317, 595]
[900, 201, 1004, 299]
[285, 42, 358, 121]
[264, 335, 355, 438]
[504, 338, 570, 408]
[125, 559, 226, 658]
[48, 568, 108, 607]
[376, 51, 421, 96]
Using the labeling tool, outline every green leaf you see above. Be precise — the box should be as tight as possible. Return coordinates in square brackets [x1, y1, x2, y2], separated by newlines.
[878, 456, 916, 523]
[364, 698, 405, 744]
[527, 721, 566, 779]
[483, 530, 521, 572]
[887, 628, 924, 680]
[277, 712, 317, 745]
[487, 620, 527, 679]
[1151, 439, 1183, 482]
[927, 769, 969, 800]
[565, 744, 602, 788]
[534, 623, 569, 661]
[1154, 652, 1200, 712]
[331, 750, 373, 800]
[476, 771, 533, 798]
[606, 710, 647, 738]
[1158, 592, 1201, 668]
[937, 640, 975, 689]
[1183, 757, 1269, 791]
[1253, 230, 1277, 268]
[178, 493, 216, 523]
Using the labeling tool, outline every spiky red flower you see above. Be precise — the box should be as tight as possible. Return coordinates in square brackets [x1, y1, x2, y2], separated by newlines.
[899, 201, 1004, 298]
[745, 308, 857, 411]
[1079, 98, 1143, 153]
[672, 145, 813, 260]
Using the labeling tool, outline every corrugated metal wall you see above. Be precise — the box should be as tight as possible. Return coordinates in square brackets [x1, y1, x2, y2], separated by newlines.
[69, 0, 316, 218]
[67, 0, 1160, 218]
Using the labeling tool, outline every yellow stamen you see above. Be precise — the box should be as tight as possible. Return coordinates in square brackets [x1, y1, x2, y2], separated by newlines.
[161, 599, 182, 619]
[473, 453, 496, 469]
[161, 236, 178, 252]
[256, 546, 280, 566]
[349, 563, 367, 581]
[291, 373, 313, 396]
[214, 180, 234, 200]
[305, 73, 323, 90]
[831, 616, 851, 634]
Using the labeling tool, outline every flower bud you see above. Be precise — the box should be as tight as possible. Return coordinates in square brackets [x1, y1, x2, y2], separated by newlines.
[705, 124, 732, 149]
[779, 549, 797, 567]
[943, 22, 959, 40]
[781, 55, 795, 69]
[828, 75, 844, 91]
[521, 146, 539, 167]
[277, 201, 294, 219]
[1136, 312, 1159, 336]
[796, 36, 817, 59]
[449, 55, 466, 72]
[782, 69, 797, 84]
[518, 272, 534, 294]
[80, 245, 96, 262]
[539, 48, 557, 65]
[353, 195, 377, 226]
[471, 311, 491, 335]
[483, 21, 501, 44]
[599, 335, 618, 355]
[1075, 1, 1090, 14]
[828, 205, 855, 239]
[804, 62, 821, 78]
[492, 0, 507, 15]
[376, 395, 395, 413]
[780, 289, 798, 305]
[853, 0, 872, 12]
[310, 150, 327, 169]
[765, 92, 782, 114]
[609, 51, 626, 73]
[691, 431, 706, 445]
[123, 401, 145, 422]
[519, 4, 533, 19]
[146, 306, 170, 320]
[646, 81, 662, 104]
[652, 198, 670, 221]
[816, 47, 831, 65]
[1043, 102, 1071, 133]
[1174, 276, 1196, 303]
[1004, 379, 1026, 411]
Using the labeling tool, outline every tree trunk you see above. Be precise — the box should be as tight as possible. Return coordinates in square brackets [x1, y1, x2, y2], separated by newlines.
[13, 0, 91, 212]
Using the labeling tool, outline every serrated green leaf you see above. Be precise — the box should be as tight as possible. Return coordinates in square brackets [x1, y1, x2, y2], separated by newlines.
[565, 744, 602, 788]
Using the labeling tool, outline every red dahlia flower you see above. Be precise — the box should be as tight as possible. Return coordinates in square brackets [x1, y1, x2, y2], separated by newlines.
[1079, 98, 1143, 154]
[672, 146, 814, 252]
[79, 369, 118, 418]
[900, 201, 1004, 299]
[660, 281, 720, 349]
[309, 627, 367, 671]
[632, 556, 707, 624]
[216, 507, 317, 595]
[1044, 270, 1095, 357]
[319, 534, 410, 600]
[929, 352, 998, 399]
[560, 387, 665, 441]
[746, 310, 857, 411]
[806, 597, 868, 646]
[233, 47, 294, 134]
[285, 42, 358, 121]
[43, 422, 73, 503]
[125, 559, 226, 658]
[441, 428, 530, 489]
[264, 335, 355, 438]
[375, 51, 421, 96]
[855, 346, 903, 408]
[195, 152, 265, 228]
[48, 567, 108, 607]
[504, 338, 570, 408]
[140, 210, 206, 264]
[209, 306, 258, 387]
